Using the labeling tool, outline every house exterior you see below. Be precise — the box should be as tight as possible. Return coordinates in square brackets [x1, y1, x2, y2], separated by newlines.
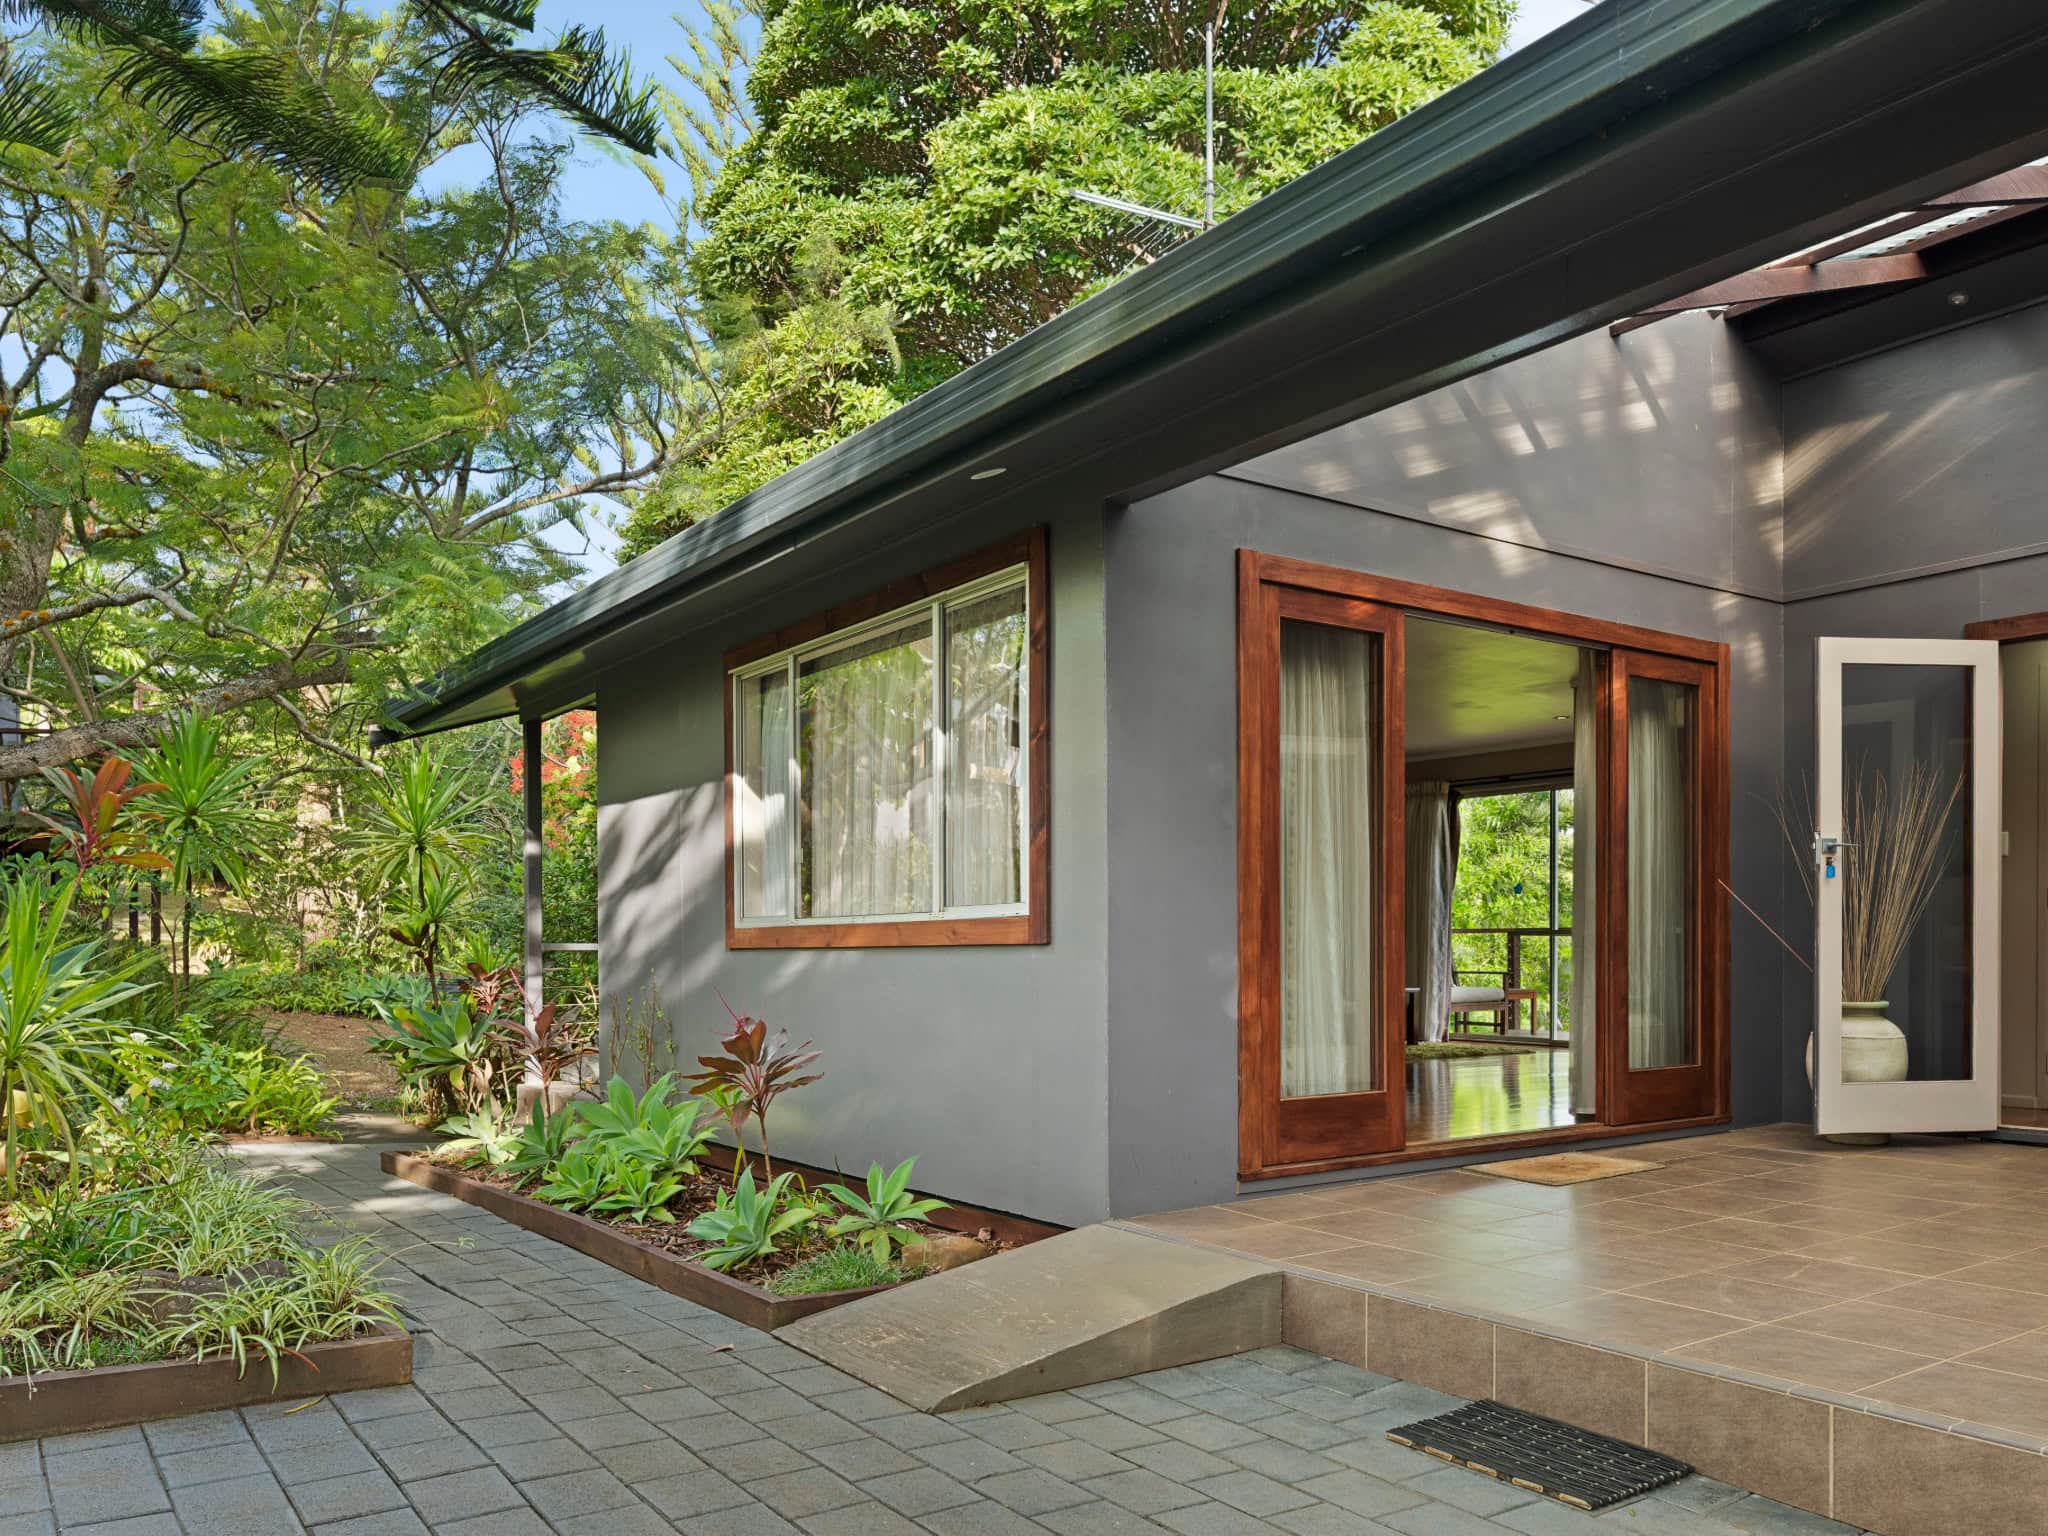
[385, 0, 2048, 1229]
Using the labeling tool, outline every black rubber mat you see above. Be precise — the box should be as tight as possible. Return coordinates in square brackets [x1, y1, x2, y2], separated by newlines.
[1386, 1400, 1691, 1511]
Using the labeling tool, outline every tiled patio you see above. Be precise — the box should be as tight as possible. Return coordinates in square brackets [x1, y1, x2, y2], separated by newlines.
[0, 1143, 1874, 1535]
[1118, 1125, 2048, 1533]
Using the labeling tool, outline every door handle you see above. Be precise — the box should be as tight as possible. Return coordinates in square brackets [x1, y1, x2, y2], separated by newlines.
[1815, 835, 1854, 880]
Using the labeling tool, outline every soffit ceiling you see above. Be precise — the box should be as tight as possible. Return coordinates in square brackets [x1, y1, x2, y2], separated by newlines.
[1404, 618, 1579, 760]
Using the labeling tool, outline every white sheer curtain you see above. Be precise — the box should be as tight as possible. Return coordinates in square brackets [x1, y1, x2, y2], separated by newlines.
[1404, 782, 1457, 1044]
[737, 668, 792, 919]
[1279, 622, 1378, 1097]
[800, 620, 934, 917]
[1569, 652, 1599, 1113]
[944, 588, 1027, 908]
[1628, 676, 1693, 1070]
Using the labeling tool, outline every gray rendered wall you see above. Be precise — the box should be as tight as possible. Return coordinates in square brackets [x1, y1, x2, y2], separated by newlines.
[1103, 317, 1791, 1217]
[1774, 303, 2048, 1117]
[596, 505, 1111, 1228]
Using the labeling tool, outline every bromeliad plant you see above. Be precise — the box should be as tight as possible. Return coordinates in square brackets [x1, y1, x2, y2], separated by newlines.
[686, 1003, 822, 1182]
[823, 1159, 948, 1262]
[686, 1170, 815, 1271]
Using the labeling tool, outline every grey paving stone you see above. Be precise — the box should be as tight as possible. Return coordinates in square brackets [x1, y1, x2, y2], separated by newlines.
[774, 1410, 874, 1451]
[1092, 1388, 1200, 1426]
[1037, 1499, 1180, 1536]
[154, 1439, 271, 1488]
[918, 1498, 1053, 1536]
[263, 1435, 384, 1484]
[1160, 1415, 1271, 1453]
[808, 1435, 926, 1482]
[1220, 1441, 1347, 1485]
[1321, 1439, 1442, 1485]
[672, 1410, 768, 1453]
[1712, 1494, 1866, 1534]
[1255, 1413, 1364, 1453]
[399, 1464, 526, 1523]
[435, 1508, 556, 1536]
[1011, 1394, 1108, 1425]
[0, 1482, 47, 1519]
[1079, 1467, 1213, 1516]
[352, 1409, 455, 1452]
[59, 1515, 178, 1535]
[729, 1385, 820, 1423]
[627, 1385, 724, 1424]
[1155, 1502, 1289, 1536]
[721, 1439, 821, 1479]
[334, 1385, 433, 1422]
[1486, 1501, 1609, 1536]
[594, 1434, 703, 1483]
[486, 1435, 599, 1478]
[820, 1387, 921, 1423]
[870, 1415, 974, 1452]
[1019, 1441, 1137, 1482]
[373, 1430, 492, 1482]
[798, 1498, 932, 1536]
[1394, 1468, 1540, 1518]
[557, 1410, 669, 1450]
[463, 1410, 559, 1449]
[518, 1466, 640, 1520]
[754, 1465, 869, 1518]
[287, 1469, 410, 1526]
[1120, 1441, 1239, 1483]
[1082, 1416, 1174, 1453]
[1270, 1506, 1404, 1536]
[523, 1383, 619, 1422]
[554, 1505, 679, 1535]
[1288, 1363, 1399, 1397]
[140, 1410, 250, 1456]
[635, 1468, 756, 1518]
[1193, 1470, 1321, 1517]
[912, 1438, 1031, 1482]
[954, 1412, 1068, 1452]
[39, 1427, 142, 1457]
[46, 1470, 170, 1529]
[307, 1509, 431, 1535]
[169, 1471, 299, 1533]
[427, 1384, 530, 1422]
[1382, 1501, 1527, 1536]
[1183, 1388, 1293, 1425]
[976, 1467, 1095, 1515]
[0, 1514, 54, 1536]
[1294, 1470, 1435, 1521]
[245, 1401, 353, 1451]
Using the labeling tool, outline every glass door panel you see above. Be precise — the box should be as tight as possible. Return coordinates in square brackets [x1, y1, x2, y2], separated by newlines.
[1603, 650, 1722, 1126]
[1814, 638, 1999, 1136]
[1240, 576, 1404, 1169]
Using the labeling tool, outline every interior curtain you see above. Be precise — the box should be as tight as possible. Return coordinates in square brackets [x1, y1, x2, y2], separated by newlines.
[1628, 677, 1692, 1069]
[1279, 623, 1377, 1097]
[944, 588, 1027, 908]
[740, 669, 792, 918]
[801, 621, 934, 918]
[1404, 782, 1457, 1044]
[1569, 652, 1599, 1113]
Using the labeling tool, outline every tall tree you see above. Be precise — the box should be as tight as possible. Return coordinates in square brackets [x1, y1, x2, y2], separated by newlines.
[622, 0, 1512, 555]
[0, 4, 696, 780]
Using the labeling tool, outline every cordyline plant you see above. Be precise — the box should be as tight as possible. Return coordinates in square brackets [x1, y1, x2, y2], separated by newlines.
[686, 1000, 822, 1184]
[24, 758, 169, 877]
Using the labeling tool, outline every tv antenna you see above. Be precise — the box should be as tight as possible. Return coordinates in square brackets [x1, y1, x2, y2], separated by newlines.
[1065, 21, 1218, 263]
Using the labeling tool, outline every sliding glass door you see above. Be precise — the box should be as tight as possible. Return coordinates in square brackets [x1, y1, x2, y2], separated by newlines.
[1239, 576, 1405, 1167]
[1601, 650, 1725, 1125]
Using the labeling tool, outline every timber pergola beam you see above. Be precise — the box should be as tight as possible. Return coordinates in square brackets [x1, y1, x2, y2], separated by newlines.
[1609, 163, 2048, 338]
[1610, 253, 1927, 336]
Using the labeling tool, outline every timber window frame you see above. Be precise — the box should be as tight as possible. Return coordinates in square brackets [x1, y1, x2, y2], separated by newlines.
[723, 530, 1050, 949]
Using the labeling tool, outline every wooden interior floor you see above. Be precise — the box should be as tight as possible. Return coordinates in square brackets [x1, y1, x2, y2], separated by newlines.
[1405, 1046, 1575, 1146]
[2002, 1105, 2048, 1128]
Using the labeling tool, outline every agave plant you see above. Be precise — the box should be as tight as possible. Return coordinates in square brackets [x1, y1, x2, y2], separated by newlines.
[686, 1170, 814, 1272]
[367, 996, 497, 1120]
[503, 1100, 577, 1188]
[0, 870, 152, 1194]
[824, 1159, 949, 1262]
[686, 1004, 822, 1181]
[573, 1075, 714, 1180]
[437, 1108, 518, 1168]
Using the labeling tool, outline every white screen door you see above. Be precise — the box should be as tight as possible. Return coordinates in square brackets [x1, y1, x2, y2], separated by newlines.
[1814, 637, 2000, 1136]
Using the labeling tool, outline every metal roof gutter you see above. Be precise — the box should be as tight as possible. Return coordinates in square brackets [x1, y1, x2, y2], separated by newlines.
[383, 0, 2043, 735]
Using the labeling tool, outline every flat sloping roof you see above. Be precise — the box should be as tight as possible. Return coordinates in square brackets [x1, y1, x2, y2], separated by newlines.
[386, 0, 2048, 735]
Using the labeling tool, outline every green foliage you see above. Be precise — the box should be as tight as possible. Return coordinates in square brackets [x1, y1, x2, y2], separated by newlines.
[343, 975, 434, 1022]
[768, 1241, 904, 1296]
[823, 1157, 947, 1261]
[1449, 788, 1575, 1032]
[624, 0, 1512, 553]
[367, 997, 502, 1120]
[135, 713, 271, 983]
[535, 1145, 612, 1211]
[502, 1100, 576, 1187]
[0, 870, 153, 1193]
[685, 1010, 822, 1180]
[572, 1074, 715, 1180]
[116, 1018, 338, 1138]
[436, 1108, 519, 1167]
[686, 1169, 814, 1271]
[585, 1155, 685, 1225]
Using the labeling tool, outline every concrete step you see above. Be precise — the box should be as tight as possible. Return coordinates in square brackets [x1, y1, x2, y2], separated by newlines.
[777, 1224, 1282, 1412]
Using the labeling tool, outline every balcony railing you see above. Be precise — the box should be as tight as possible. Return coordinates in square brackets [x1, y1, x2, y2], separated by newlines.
[1450, 924, 1572, 1039]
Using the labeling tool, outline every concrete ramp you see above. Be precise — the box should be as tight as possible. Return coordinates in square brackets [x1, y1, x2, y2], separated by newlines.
[777, 1224, 1281, 1412]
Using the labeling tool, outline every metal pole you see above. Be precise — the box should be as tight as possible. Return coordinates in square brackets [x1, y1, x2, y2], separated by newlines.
[522, 717, 544, 1048]
[1203, 23, 1216, 230]
[1549, 788, 1562, 1039]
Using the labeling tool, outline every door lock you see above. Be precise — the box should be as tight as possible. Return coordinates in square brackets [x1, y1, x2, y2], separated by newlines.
[1815, 835, 1855, 881]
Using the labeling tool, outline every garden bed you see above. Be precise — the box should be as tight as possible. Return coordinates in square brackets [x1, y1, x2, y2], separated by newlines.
[0, 1324, 412, 1443]
[381, 1151, 1055, 1330]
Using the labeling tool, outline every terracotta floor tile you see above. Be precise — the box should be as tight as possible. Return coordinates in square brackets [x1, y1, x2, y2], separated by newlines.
[1518, 1292, 1746, 1351]
[1288, 1242, 1446, 1287]
[1588, 1229, 1773, 1272]
[1620, 1272, 1836, 1324]
[1637, 1186, 1795, 1220]
[1876, 1220, 2042, 1259]
[1941, 1251, 2048, 1298]
[1187, 1221, 1363, 1261]
[1782, 1232, 1978, 1277]
[1233, 1192, 1354, 1224]
[1951, 1327, 2048, 1379]
[1393, 1261, 1600, 1317]
[1725, 1202, 1912, 1237]
[1787, 1300, 2028, 1359]
[1502, 1248, 1698, 1291]
[1872, 1276, 2048, 1330]
[1710, 1254, 1920, 1301]
[1866, 1361, 2048, 1440]
[1666, 1218, 1826, 1255]
[1673, 1323, 1941, 1393]
[1365, 1223, 1560, 1267]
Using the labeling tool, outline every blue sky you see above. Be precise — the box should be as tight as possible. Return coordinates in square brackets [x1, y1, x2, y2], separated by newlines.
[487, 0, 1601, 581]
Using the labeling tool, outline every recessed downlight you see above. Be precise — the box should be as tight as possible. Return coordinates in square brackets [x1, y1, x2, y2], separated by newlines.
[969, 466, 1008, 481]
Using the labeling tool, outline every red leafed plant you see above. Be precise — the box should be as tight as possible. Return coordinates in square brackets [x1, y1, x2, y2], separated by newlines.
[27, 757, 170, 875]
[686, 999, 822, 1181]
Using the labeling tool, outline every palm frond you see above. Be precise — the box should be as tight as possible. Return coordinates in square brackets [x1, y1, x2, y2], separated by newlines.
[438, 23, 661, 156]
[0, 0, 204, 50]
[102, 44, 411, 191]
[432, 0, 539, 28]
[0, 54, 77, 154]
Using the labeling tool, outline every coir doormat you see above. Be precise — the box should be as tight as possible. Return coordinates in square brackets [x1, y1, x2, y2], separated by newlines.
[1470, 1152, 1662, 1186]
[1387, 1400, 1691, 1511]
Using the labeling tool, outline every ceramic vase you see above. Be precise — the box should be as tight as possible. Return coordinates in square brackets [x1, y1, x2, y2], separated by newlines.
[1804, 1002, 1908, 1144]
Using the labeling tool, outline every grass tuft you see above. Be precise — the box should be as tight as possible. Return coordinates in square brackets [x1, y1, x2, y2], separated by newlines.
[768, 1242, 910, 1297]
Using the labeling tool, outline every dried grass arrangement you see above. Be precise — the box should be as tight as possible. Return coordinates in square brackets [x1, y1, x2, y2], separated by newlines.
[1777, 758, 1965, 1001]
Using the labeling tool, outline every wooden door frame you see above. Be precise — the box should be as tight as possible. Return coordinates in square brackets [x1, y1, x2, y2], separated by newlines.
[1965, 613, 2048, 644]
[1236, 551, 1732, 1180]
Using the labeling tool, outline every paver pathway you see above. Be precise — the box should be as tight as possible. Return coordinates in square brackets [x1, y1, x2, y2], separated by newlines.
[3, 1145, 1874, 1534]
